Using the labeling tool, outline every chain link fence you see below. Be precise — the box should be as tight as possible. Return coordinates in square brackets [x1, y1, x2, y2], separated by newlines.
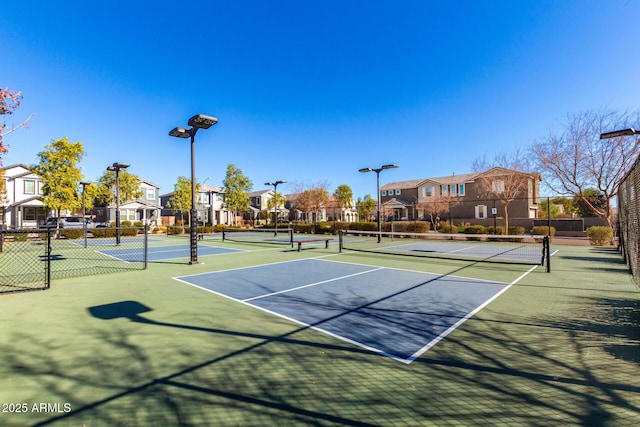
[617, 158, 640, 286]
[1, 227, 147, 294]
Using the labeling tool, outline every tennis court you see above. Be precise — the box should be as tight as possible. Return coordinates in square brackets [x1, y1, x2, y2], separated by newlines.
[175, 258, 530, 363]
[100, 243, 244, 263]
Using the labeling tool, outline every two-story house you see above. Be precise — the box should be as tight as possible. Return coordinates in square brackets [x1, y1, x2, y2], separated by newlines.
[245, 189, 290, 224]
[160, 184, 229, 226]
[0, 163, 49, 228]
[93, 178, 162, 226]
[380, 167, 541, 224]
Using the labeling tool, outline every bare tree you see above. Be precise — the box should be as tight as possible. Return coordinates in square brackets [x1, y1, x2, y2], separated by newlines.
[292, 181, 330, 227]
[473, 150, 537, 233]
[419, 194, 459, 232]
[530, 108, 640, 228]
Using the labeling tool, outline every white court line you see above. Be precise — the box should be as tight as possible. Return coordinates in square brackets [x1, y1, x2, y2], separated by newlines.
[405, 264, 540, 363]
[243, 267, 385, 302]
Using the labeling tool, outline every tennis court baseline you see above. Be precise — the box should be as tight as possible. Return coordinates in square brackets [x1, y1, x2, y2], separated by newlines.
[175, 258, 521, 363]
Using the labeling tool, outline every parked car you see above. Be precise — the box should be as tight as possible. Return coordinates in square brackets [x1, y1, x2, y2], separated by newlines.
[44, 217, 96, 229]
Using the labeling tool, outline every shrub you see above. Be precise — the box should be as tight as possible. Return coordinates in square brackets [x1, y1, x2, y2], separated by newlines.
[134, 221, 144, 228]
[389, 221, 430, 233]
[60, 229, 83, 240]
[587, 226, 613, 246]
[438, 221, 458, 234]
[531, 226, 556, 237]
[508, 226, 525, 236]
[463, 225, 486, 234]
[153, 226, 167, 233]
[91, 228, 116, 238]
[168, 226, 185, 235]
[487, 226, 505, 235]
[4, 233, 28, 242]
[213, 224, 225, 233]
[121, 221, 132, 226]
[349, 222, 378, 232]
[121, 227, 138, 237]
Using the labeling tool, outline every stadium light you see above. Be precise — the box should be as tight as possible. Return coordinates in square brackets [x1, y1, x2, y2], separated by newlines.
[169, 114, 218, 264]
[106, 163, 130, 245]
[600, 128, 638, 139]
[359, 164, 399, 241]
[265, 180, 287, 235]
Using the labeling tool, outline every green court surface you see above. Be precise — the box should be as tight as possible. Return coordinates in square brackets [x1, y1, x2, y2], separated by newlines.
[0, 237, 639, 426]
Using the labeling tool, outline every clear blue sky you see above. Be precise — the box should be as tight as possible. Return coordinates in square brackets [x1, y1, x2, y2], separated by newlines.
[1, 0, 639, 199]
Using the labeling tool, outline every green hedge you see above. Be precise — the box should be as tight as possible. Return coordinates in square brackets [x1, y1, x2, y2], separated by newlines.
[587, 226, 613, 246]
[531, 226, 556, 237]
[463, 225, 486, 234]
[60, 229, 83, 240]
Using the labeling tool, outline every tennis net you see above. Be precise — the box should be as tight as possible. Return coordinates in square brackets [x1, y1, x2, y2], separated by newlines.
[222, 227, 294, 246]
[339, 230, 550, 268]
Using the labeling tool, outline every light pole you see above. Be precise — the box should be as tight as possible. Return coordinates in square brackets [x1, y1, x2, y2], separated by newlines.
[80, 181, 91, 247]
[169, 114, 218, 265]
[359, 164, 398, 242]
[265, 180, 286, 235]
[106, 163, 129, 245]
[600, 128, 638, 139]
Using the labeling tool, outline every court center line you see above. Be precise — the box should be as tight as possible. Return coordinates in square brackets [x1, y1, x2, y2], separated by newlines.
[242, 267, 385, 302]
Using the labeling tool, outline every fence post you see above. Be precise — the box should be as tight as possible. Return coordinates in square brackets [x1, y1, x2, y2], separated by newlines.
[46, 229, 52, 289]
[143, 225, 148, 270]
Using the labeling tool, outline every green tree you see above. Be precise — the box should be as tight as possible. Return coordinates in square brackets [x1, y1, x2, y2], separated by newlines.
[32, 137, 85, 229]
[222, 164, 252, 226]
[167, 176, 201, 229]
[573, 188, 606, 218]
[266, 192, 287, 224]
[357, 194, 377, 222]
[95, 169, 143, 206]
[537, 199, 560, 219]
[333, 184, 353, 221]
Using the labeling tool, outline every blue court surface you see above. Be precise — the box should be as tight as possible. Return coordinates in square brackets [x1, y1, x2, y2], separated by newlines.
[99, 244, 244, 262]
[70, 237, 163, 247]
[174, 258, 513, 363]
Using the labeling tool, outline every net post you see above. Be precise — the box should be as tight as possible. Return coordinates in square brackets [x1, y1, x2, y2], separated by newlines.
[222, 227, 226, 242]
[544, 235, 551, 272]
[289, 228, 294, 248]
[339, 230, 344, 252]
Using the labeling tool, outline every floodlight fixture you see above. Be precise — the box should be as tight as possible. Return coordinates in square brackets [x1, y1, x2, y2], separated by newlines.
[265, 180, 287, 235]
[358, 164, 399, 241]
[188, 114, 218, 129]
[106, 162, 130, 245]
[600, 128, 638, 139]
[169, 114, 219, 264]
[169, 127, 191, 138]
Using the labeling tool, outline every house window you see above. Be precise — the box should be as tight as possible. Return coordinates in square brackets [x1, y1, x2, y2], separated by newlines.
[24, 207, 36, 221]
[24, 180, 35, 194]
[458, 184, 465, 196]
[441, 185, 448, 196]
[381, 190, 387, 196]
[475, 205, 487, 219]
[450, 185, 457, 196]
[424, 187, 433, 197]
[146, 188, 155, 200]
[492, 180, 505, 193]
[120, 209, 136, 221]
